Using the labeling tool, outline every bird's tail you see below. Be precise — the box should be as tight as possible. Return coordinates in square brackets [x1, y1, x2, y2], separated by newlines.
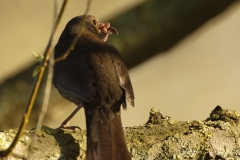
[84, 104, 130, 160]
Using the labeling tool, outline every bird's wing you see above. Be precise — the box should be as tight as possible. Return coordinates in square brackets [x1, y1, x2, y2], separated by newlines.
[54, 55, 95, 102]
[108, 49, 135, 107]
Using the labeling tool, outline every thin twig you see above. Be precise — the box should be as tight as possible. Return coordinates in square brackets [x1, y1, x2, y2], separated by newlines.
[33, 0, 58, 136]
[27, 1, 58, 157]
[55, 0, 92, 62]
[0, 0, 68, 157]
[27, 51, 55, 159]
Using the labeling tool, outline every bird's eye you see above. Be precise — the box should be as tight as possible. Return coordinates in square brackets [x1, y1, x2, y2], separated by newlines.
[93, 19, 97, 25]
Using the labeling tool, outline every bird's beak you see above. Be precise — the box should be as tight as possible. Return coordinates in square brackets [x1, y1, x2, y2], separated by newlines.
[98, 22, 118, 42]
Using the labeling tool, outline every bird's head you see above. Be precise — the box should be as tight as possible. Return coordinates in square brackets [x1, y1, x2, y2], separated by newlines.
[59, 15, 118, 42]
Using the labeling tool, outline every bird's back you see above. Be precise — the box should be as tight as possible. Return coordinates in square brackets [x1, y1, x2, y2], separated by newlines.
[53, 35, 125, 107]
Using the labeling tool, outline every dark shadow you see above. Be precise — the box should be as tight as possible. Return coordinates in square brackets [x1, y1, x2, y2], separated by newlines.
[52, 127, 81, 160]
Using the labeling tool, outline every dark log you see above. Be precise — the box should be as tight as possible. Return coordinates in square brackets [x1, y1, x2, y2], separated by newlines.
[107, 0, 237, 68]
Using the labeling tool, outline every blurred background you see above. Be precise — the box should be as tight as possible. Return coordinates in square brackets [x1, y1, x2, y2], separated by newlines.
[0, 0, 240, 130]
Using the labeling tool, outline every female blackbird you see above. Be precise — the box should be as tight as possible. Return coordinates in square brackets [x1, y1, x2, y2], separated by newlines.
[52, 15, 134, 160]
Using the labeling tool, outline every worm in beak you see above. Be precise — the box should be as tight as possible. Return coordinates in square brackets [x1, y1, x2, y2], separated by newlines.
[98, 22, 118, 41]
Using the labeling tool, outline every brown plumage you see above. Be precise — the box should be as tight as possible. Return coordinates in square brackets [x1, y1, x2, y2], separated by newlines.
[52, 15, 134, 160]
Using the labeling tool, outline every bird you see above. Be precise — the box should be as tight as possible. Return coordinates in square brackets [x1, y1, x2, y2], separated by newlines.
[52, 15, 134, 160]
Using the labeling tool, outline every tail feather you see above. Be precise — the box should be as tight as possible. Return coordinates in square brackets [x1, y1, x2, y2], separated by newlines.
[84, 105, 130, 160]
